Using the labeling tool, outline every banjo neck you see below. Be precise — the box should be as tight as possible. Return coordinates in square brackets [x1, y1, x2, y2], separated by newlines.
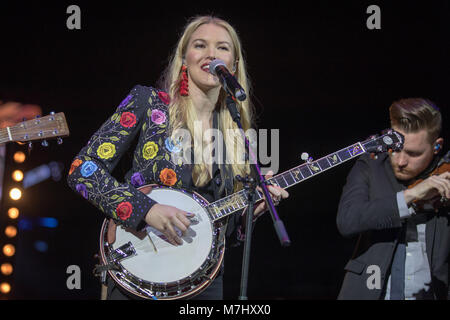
[206, 130, 403, 222]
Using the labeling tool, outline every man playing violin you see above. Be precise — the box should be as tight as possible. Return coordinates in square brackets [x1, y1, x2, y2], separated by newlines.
[337, 98, 449, 300]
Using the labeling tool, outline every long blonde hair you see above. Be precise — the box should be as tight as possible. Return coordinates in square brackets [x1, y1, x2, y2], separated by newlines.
[160, 15, 254, 189]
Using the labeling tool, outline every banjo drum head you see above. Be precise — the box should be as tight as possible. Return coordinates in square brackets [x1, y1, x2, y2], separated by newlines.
[112, 187, 214, 284]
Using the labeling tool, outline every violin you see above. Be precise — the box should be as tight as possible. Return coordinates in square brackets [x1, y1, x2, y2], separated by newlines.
[408, 150, 450, 212]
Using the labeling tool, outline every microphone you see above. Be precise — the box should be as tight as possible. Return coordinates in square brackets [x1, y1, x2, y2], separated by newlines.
[209, 59, 247, 101]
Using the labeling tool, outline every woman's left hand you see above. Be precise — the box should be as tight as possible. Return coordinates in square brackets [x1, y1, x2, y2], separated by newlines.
[253, 170, 289, 217]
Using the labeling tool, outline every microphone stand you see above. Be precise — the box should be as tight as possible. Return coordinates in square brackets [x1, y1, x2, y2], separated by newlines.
[225, 95, 291, 301]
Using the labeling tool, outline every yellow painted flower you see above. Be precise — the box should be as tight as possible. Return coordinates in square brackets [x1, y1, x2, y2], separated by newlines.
[97, 142, 116, 159]
[143, 141, 158, 160]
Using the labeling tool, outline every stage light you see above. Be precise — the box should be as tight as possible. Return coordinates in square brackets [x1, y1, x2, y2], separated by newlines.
[0, 282, 11, 294]
[0, 263, 13, 276]
[13, 151, 26, 163]
[23, 163, 62, 188]
[39, 217, 58, 228]
[2, 244, 15, 257]
[9, 188, 22, 201]
[17, 218, 32, 231]
[34, 241, 48, 253]
[12, 170, 24, 182]
[4, 226, 17, 238]
[7, 208, 19, 219]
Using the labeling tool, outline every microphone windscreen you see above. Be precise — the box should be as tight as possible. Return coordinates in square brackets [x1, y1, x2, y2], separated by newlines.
[209, 59, 226, 76]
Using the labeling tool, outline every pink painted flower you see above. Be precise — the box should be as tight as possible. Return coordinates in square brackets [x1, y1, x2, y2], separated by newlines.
[151, 109, 166, 125]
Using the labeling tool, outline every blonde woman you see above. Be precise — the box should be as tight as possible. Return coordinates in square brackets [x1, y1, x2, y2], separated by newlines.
[67, 15, 288, 299]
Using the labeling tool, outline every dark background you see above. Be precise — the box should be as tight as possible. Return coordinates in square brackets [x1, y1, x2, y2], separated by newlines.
[0, 1, 448, 300]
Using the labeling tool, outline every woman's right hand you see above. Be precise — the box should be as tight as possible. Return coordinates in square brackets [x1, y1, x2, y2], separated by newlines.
[144, 204, 192, 246]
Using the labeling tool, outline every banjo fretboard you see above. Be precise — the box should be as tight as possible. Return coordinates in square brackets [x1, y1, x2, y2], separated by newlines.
[206, 133, 396, 221]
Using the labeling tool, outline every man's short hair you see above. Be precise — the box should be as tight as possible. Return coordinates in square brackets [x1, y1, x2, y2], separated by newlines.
[389, 98, 442, 143]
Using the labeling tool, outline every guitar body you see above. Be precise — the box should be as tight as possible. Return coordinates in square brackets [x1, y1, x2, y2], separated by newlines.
[99, 185, 226, 300]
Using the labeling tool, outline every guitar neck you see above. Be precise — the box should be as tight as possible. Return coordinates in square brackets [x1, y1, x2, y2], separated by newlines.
[0, 127, 12, 144]
[207, 140, 374, 222]
[0, 113, 69, 144]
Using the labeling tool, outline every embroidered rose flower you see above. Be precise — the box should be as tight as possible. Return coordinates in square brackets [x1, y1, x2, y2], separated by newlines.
[159, 168, 177, 186]
[158, 91, 170, 105]
[116, 202, 133, 221]
[120, 112, 137, 128]
[76, 183, 88, 199]
[131, 172, 145, 187]
[97, 142, 116, 160]
[142, 141, 158, 160]
[69, 158, 83, 175]
[80, 161, 98, 178]
[165, 137, 181, 153]
[151, 109, 166, 125]
[118, 94, 132, 109]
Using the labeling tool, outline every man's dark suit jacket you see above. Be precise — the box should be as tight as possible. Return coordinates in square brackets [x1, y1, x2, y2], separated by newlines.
[336, 153, 449, 300]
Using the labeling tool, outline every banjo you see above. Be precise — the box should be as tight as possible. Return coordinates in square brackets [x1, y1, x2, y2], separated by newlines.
[97, 129, 404, 300]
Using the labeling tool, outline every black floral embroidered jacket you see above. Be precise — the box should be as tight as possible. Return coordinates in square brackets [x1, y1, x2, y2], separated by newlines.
[67, 85, 244, 241]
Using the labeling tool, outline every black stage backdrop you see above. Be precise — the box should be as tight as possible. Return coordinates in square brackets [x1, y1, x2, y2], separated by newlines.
[0, 1, 448, 300]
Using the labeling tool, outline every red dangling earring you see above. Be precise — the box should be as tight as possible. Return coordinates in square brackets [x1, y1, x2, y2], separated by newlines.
[180, 65, 189, 97]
